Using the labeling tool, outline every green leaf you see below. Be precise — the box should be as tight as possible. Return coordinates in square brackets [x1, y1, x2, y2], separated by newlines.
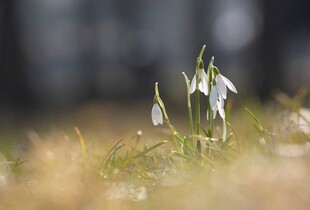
[173, 130, 185, 144]
[131, 141, 167, 160]
[245, 108, 264, 131]
[222, 133, 233, 150]
[102, 139, 125, 169]
[171, 151, 192, 161]
[251, 123, 264, 137]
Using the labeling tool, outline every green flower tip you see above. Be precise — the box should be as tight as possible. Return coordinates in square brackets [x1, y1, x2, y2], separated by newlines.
[154, 82, 159, 95]
[213, 66, 220, 75]
[201, 45, 206, 53]
[198, 45, 206, 60]
[208, 56, 214, 68]
[199, 60, 204, 69]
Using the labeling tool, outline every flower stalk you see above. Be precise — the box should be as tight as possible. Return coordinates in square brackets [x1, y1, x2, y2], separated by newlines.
[194, 45, 206, 150]
[182, 72, 194, 143]
[207, 58, 215, 137]
[154, 82, 179, 150]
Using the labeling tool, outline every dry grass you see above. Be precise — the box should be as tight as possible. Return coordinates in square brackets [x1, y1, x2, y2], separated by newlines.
[0, 101, 309, 210]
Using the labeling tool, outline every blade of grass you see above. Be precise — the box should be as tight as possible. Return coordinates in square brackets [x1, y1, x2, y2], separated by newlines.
[173, 130, 185, 144]
[222, 133, 234, 150]
[171, 151, 192, 161]
[75, 127, 87, 162]
[131, 141, 167, 160]
[104, 139, 123, 161]
[245, 108, 264, 131]
[102, 140, 125, 169]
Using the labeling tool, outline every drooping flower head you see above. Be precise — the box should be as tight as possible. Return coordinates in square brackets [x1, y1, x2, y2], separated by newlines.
[189, 59, 210, 96]
[189, 68, 209, 96]
[207, 95, 225, 120]
[151, 98, 163, 126]
[213, 66, 237, 100]
[209, 65, 237, 120]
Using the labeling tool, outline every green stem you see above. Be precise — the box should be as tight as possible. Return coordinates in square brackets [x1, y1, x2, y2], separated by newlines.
[194, 45, 206, 151]
[206, 59, 214, 138]
[222, 120, 227, 141]
[155, 82, 179, 150]
[182, 73, 194, 143]
[208, 102, 213, 137]
[195, 87, 200, 150]
[199, 45, 206, 59]
[222, 100, 232, 141]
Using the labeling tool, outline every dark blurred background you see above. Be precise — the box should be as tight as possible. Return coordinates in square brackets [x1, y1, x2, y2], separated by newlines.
[1, 0, 310, 113]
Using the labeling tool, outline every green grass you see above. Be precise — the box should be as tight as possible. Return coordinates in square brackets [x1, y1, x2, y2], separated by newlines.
[0, 94, 309, 210]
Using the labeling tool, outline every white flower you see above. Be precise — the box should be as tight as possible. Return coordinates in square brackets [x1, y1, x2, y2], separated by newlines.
[214, 95, 226, 120]
[209, 85, 218, 109]
[151, 103, 163, 126]
[208, 72, 237, 120]
[215, 74, 237, 100]
[189, 69, 209, 96]
[210, 87, 225, 120]
[207, 93, 226, 120]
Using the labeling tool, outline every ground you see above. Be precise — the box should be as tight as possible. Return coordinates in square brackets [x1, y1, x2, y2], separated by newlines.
[0, 100, 309, 210]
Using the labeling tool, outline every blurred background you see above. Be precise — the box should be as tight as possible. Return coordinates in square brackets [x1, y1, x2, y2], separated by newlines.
[0, 0, 310, 113]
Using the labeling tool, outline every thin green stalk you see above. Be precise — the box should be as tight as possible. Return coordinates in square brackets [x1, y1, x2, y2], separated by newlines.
[182, 72, 194, 142]
[222, 120, 227, 141]
[198, 45, 206, 59]
[206, 59, 214, 137]
[222, 100, 232, 141]
[195, 88, 200, 152]
[154, 82, 179, 150]
[194, 45, 206, 150]
[195, 87, 200, 137]
[208, 102, 213, 137]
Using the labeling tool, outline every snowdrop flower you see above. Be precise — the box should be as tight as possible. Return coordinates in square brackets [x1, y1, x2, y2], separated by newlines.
[208, 92, 226, 120]
[209, 85, 218, 109]
[208, 67, 237, 119]
[210, 66, 238, 119]
[214, 95, 226, 119]
[151, 103, 163, 126]
[214, 67, 237, 100]
[209, 82, 230, 120]
[189, 69, 209, 96]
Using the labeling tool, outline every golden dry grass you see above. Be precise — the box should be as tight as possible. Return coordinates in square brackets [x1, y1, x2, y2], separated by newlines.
[0, 101, 309, 210]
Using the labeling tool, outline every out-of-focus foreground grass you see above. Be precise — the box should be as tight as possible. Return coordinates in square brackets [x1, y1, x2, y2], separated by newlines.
[0, 94, 309, 210]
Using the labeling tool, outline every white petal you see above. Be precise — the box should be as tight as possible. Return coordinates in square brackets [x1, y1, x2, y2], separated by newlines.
[190, 75, 197, 94]
[216, 75, 227, 99]
[213, 109, 217, 119]
[206, 109, 217, 120]
[216, 96, 225, 119]
[200, 70, 209, 95]
[198, 82, 204, 93]
[219, 107, 226, 119]
[218, 95, 224, 108]
[151, 103, 163, 126]
[220, 74, 237, 93]
[209, 86, 218, 109]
